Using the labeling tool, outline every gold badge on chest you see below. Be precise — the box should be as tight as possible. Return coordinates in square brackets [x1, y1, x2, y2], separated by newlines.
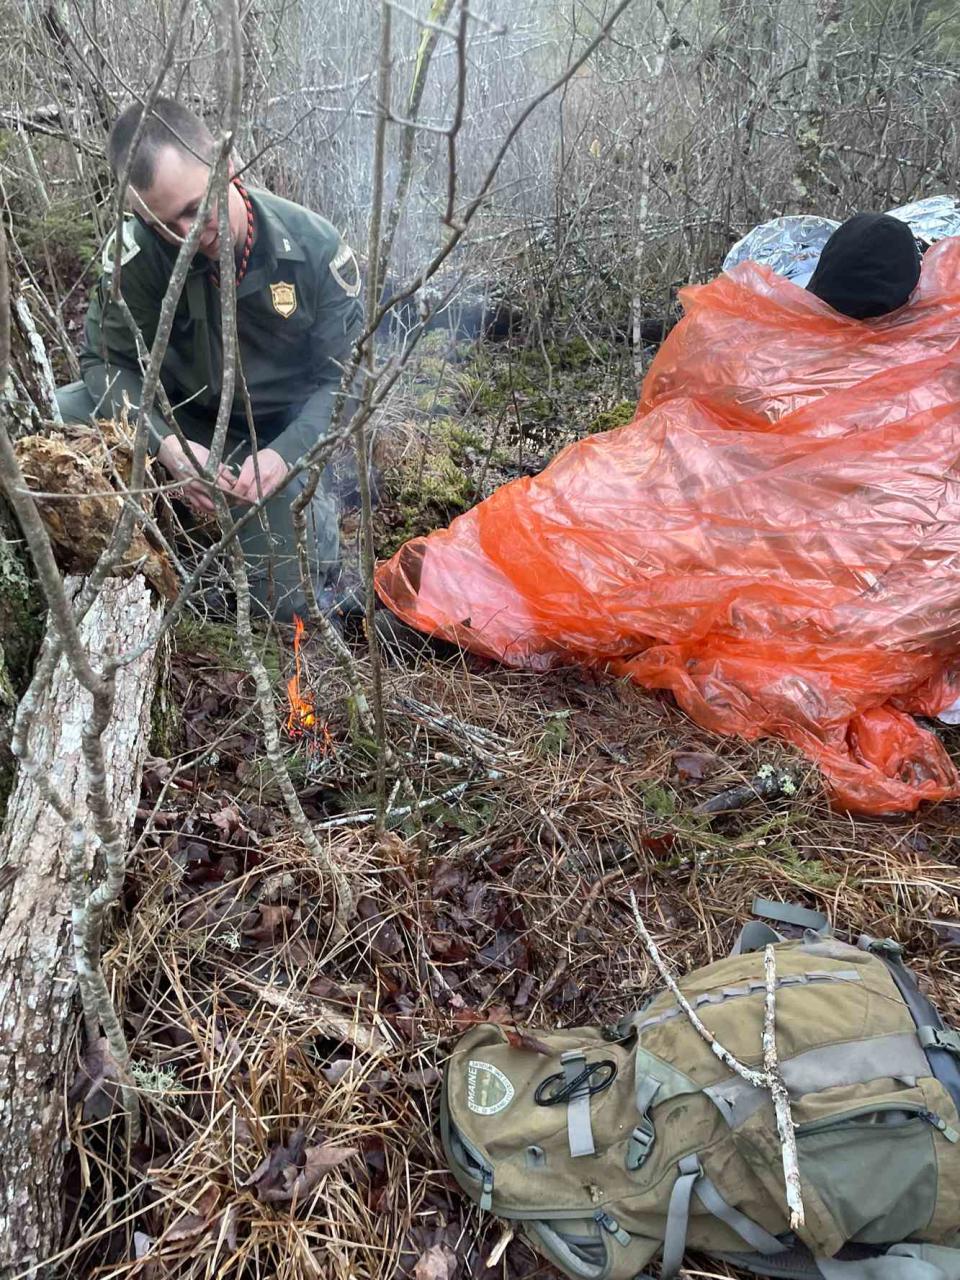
[269, 281, 297, 318]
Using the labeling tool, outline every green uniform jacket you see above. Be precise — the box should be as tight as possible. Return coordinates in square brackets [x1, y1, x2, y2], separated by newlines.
[79, 189, 364, 465]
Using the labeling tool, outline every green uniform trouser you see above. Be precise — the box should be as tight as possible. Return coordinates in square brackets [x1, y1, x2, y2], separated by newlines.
[56, 381, 340, 624]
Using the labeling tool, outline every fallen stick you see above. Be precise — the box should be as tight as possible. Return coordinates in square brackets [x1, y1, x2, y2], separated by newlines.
[628, 892, 805, 1230]
[485, 1225, 515, 1268]
[763, 944, 805, 1230]
[695, 771, 793, 816]
[224, 968, 395, 1056]
[627, 891, 765, 1087]
[0, 576, 160, 1275]
[314, 777, 476, 830]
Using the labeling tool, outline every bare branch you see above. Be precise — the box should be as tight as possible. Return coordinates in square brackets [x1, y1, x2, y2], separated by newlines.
[763, 944, 805, 1231]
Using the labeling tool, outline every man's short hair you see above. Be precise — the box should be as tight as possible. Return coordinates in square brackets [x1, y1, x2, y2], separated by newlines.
[107, 96, 215, 190]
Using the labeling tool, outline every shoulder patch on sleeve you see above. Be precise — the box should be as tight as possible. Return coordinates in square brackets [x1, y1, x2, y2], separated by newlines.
[101, 219, 141, 275]
[329, 241, 361, 297]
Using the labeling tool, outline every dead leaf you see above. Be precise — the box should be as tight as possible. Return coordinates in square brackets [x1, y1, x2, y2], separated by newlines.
[377, 831, 415, 865]
[211, 804, 243, 838]
[503, 1028, 552, 1055]
[244, 1127, 308, 1200]
[288, 1144, 357, 1200]
[413, 1243, 458, 1280]
[321, 1058, 359, 1086]
[451, 1004, 511, 1031]
[249, 1131, 356, 1204]
[133, 1232, 153, 1260]
[927, 918, 960, 947]
[165, 1184, 220, 1242]
[401, 1065, 441, 1088]
[675, 751, 716, 782]
[242, 904, 294, 943]
[514, 972, 536, 1008]
[431, 864, 467, 898]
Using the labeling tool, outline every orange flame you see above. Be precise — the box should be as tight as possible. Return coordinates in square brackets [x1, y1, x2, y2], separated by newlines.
[286, 614, 319, 737]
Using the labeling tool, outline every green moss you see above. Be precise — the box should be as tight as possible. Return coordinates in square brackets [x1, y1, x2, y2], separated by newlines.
[0, 513, 43, 698]
[586, 399, 636, 435]
[0, 511, 42, 824]
[0, 753, 15, 826]
[536, 710, 572, 757]
[443, 422, 484, 451]
[456, 370, 502, 413]
[425, 794, 495, 834]
[781, 850, 847, 891]
[149, 682, 181, 757]
[461, 342, 618, 429]
[525, 336, 610, 372]
[381, 416, 481, 554]
[173, 616, 281, 681]
[642, 782, 677, 817]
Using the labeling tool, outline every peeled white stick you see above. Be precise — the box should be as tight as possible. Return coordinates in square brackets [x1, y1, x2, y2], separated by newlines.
[628, 892, 806, 1231]
[628, 891, 765, 1086]
[763, 944, 806, 1230]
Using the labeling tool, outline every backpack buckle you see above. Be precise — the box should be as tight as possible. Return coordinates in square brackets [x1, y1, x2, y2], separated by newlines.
[602, 1021, 630, 1042]
[918, 1025, 960, 1056]
[860, 935, 903, 958]
[626, 1119, 656, 1170]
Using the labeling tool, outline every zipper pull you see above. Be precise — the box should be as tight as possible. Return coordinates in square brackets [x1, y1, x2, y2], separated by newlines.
[594, 1210, 631, 1246]
[922, 1111, 960, 1143]
[479, 1170, 494, 1211]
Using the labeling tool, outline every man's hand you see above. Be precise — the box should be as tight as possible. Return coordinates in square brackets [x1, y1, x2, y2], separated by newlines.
[157, 436, 237, 515]
[231, 448, 289, 503]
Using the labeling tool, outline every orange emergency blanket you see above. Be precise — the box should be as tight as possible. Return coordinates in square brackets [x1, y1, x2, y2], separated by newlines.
[376, 239, 960, 813]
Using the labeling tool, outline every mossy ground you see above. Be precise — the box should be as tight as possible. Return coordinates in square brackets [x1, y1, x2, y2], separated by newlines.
[172, 616, 281, 681]
[372, 330, 639, 553]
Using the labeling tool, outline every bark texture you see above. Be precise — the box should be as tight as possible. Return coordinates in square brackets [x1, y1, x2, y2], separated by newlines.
[0, 575, 160, 1279]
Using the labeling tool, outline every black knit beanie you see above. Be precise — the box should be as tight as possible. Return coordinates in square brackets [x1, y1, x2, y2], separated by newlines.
[806, 212, 921, 319]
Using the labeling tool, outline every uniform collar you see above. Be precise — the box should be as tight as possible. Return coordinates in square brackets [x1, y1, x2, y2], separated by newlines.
[231, 189, 303, 301]
[246, 189, 306, 268]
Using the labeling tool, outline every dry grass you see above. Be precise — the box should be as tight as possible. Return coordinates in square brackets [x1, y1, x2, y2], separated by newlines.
[58, 629, 960, 1280]
[50, 337, 960, 1279]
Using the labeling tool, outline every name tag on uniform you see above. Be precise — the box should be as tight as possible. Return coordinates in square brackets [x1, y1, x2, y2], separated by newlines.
[270, 281, 297, 318]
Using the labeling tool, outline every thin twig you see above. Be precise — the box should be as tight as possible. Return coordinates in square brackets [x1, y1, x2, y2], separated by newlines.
[358, 0, 393, 826]
[628, 890, 765, 1085]
[763, 944, 805, 1231]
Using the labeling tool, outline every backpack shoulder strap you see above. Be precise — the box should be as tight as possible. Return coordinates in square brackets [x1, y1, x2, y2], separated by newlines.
[730, 920, 783, 956]
[730, 898, 830, 957]
[752, 897, 829, 931]
[661, 1155, 787, 1279]
[817, 1245, 960, 1280]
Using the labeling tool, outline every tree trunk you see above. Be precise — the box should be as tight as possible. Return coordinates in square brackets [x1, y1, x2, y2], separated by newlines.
[792, 0, 844, 210]
[0, 575, 160, 1279]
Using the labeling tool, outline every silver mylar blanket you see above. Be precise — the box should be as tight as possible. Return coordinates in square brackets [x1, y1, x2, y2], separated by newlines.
[723, 195, 960, 286]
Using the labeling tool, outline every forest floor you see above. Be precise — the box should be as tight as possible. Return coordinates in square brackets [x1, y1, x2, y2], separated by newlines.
[62, 333, 960, 1280]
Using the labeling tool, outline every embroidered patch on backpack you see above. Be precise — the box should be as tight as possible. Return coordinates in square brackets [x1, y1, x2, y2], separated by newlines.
[466, 1060, 515, 1115]
[330, 241, 361, 297]
[270, 281, 297, 318]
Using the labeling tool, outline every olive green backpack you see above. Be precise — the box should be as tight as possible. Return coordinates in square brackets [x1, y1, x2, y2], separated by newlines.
[440, 901, 960, 1280]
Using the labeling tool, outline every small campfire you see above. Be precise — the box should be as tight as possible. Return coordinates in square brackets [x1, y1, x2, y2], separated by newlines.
[285, 615, 334, 752]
